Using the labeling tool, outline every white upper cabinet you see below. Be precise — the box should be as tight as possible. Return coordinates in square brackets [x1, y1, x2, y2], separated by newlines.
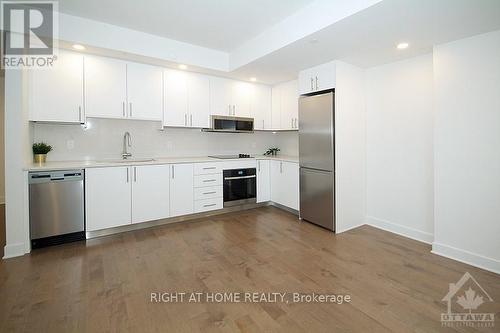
[86, 56, 162, 120]
[126, 62, 163, 121]
[231, 81, 252, 117]
[251, 84, 272, 130]
[29, 49, 84, 123]
[298, 61, 336, 95]
[187, 73, 210, 128]
[163, 70, 210, 128]
[85, 55, 128, 119]
[271, 80, 298, 130]
[131, 164, 170, 224]
[164, 69, 188, 127]
[210, 77, 233, 116]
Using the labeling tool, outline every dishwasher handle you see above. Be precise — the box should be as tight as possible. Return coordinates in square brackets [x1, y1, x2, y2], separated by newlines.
[29, 170, 84, 184]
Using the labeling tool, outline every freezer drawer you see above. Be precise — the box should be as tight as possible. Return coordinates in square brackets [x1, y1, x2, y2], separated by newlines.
[299, 167, 335, 231]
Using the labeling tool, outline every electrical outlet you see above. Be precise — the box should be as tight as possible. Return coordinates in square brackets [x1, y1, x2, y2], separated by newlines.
[66, 140, 75, 150]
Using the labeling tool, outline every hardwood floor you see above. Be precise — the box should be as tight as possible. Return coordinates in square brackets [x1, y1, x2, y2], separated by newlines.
[0, 206, 498, 332]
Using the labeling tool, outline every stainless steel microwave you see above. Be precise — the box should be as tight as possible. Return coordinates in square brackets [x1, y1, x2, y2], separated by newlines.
[205, 115, 254, 133]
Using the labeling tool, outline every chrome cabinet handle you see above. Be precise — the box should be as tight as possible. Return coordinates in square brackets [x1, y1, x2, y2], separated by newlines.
[262, 120, 264, 129]
[190, 114, 193, 126]
[203, 203, 216, 208]
[78, 106, 82, 123]
[126, 168, 129, 183]
[315, 76, 318, 90]
[129, 102, 133, 117]
[122, 102, 126, 117]
[232, 105, 235, 115]
[203, 167, 216, 170]
[291, 118, 293, 128]
[310, 78, 313, 91]
[171, 165, 174, 179]
[228, 105, 231, 115]
[134, 167, 137, 182]
[203, 179, 216, 182]
[184, 114, 187, 126]
[280, 162, 283, 173]
[258, 161, 261, 172]
[203, 191, 216, 195]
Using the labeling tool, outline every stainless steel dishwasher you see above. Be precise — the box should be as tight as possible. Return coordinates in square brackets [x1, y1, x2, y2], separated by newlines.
[29, 169, 85, 248]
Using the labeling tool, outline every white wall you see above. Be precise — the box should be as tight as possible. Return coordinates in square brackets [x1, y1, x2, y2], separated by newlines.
[365, 54, 434, 243]
[335, 61, 366, 233]
[32, 119, 298, 161]
[433, 30, 500, 273]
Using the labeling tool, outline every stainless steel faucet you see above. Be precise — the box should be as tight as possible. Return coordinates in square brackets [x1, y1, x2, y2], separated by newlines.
[122, 132, 132, 159]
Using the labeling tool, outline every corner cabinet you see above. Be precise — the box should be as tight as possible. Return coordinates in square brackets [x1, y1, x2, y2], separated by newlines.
[29, 49, 85, 123]
[270, 160, 299, 210]
[298, 61, 336, 95]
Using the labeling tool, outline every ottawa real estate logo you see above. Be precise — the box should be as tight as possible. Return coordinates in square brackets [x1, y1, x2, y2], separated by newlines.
[441, 272, 495, 328]
[1, 1, 58, 69]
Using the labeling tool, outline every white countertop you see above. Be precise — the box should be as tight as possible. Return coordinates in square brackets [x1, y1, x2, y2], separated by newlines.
[25, 155, 299, 171]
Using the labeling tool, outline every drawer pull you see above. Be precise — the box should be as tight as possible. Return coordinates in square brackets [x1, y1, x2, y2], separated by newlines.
[203, 204, 217, 207]
[203, 167, 216, 170]
[203, 179, 216, 182]
[203, 191, 217, 195]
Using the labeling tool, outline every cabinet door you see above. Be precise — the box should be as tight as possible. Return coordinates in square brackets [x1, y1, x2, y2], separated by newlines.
[210, 77, 233, 116]
[164, 69, 188, 127]
[86, 167, 131, 231]
[271, 85, 281, 130]
[252, 84, 272, 130]
[282, 162, 299, 210]
[188, 73, 210, 128]
[29, 50, 84, 123]
[298, 67, 315, 95]
[127, 62, 163, 121]
[85, 55, 127, 119]
[270, 160, 284, 205]
[170, 164, 194, 217]
[257, 160, 271, 202]
[280, 80, 299, 130]
[131, 164, 170, 224]
[232, 81, 252, 117]
[315, 62, 336, 92]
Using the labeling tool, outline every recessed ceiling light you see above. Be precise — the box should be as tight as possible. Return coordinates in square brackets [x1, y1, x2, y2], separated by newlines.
[72, 44, 85, 51]
[178, 64, 187, 70]
[250, 77, 257, 82]
[397, 42, 409, 50]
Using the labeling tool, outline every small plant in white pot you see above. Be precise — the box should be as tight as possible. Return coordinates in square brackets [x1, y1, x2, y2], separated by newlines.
[32, 142, 52, 164]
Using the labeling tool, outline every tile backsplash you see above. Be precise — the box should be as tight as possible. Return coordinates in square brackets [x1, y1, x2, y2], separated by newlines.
[32, 118, 298, 161]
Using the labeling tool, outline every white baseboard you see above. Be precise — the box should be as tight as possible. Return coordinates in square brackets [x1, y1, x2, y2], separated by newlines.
[432, 242, 500, 275]
[336, 222, 365, 233]
[366, 216, 434, 244]
[3, 242, 27, 259]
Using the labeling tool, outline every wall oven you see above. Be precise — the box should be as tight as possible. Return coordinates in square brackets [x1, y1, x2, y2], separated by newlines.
[223, 168, 256, 207]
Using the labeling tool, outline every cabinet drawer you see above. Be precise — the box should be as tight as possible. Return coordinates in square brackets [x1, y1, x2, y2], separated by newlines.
[194, 186, 223, 200]
[194, 162, 222, 175]
[194, 198, 223, 213]
[194, 174, 222, 188]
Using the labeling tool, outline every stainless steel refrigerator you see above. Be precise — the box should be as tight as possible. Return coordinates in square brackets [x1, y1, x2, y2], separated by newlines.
[298, 91, 335, 231]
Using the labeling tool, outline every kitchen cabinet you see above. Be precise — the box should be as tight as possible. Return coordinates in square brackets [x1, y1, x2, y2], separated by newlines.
[210, 77, 252, 117]
[126, 62, 163, 120]
[85, 55, 162, 120]
[298, 61, 336, 95]
[270, 160, 299, 210]
[29, 49, 85, 123]
[252, 84, 272, 130]
[86, 167, 132, 231]
[85, 55, 128, 119]
[163, 70, 210, 128]
[131, 164, 170, 224]
[257, 160, 271, 202]
[271, 80, 299, 130]
[169, 163, 194, 217]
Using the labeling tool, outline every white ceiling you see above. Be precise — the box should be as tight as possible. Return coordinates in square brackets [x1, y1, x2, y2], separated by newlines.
[231, 0, 500, 83]
[58, 0, 313, 52]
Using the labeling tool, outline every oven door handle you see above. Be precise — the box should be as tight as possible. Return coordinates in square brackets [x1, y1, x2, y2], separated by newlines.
[224, 175, 256, 180]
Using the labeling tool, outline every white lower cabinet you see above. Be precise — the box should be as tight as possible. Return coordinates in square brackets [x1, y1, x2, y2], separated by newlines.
[86, 167, 132, 231]
[170, 164, 194, 217]
[131, 165, 170, 224]
[270, 160, 299, 210]
[257, 160, 271, 203]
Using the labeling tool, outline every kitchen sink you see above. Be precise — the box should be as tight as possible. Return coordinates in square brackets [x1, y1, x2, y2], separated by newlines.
[95, 158, 156, 164]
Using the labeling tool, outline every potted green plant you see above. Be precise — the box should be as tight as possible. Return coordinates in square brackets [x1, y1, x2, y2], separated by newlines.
[32, 142, 52, 164]
[264, 147, 280, 156]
